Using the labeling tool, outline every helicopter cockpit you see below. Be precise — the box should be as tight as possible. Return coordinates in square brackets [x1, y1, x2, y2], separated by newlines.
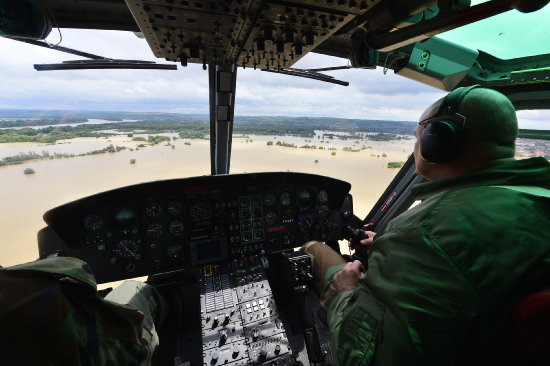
[1, 0, 550, 365]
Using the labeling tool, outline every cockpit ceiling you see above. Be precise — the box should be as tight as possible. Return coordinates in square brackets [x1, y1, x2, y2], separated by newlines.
[124, 0, 380, 69]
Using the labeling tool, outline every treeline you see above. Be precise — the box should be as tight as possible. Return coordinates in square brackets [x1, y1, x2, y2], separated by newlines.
[0, 118, 87, 128]
[0, 126, 109, 143]
[0, 144, 127, 166]
[0, 109, 416, 135]
[234, 116, 416, 135]
[0, 115, 415, 145]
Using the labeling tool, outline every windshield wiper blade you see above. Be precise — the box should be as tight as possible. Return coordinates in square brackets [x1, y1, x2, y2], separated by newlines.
[262, 67, 349, 86]
[34, 59, 177, 71]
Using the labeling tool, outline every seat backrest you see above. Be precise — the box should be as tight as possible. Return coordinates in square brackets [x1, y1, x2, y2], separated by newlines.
[467, 287, 550, 366]
[512, 287, 550, 364]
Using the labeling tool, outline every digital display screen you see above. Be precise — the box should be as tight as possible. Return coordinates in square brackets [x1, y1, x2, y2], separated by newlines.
[190, 238, 228, 265]
[197, 240, 222, 261]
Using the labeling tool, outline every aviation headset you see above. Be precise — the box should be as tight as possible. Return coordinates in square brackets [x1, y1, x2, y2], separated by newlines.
[419, 84, 481, 163]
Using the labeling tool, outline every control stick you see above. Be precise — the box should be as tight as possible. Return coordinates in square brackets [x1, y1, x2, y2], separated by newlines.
[344, 225, 369, 268]
[344, 226, 366, 250]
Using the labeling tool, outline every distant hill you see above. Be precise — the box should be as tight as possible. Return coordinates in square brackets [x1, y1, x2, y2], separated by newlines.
[234, 116, 416, 135]
[0, 109, 416, 135]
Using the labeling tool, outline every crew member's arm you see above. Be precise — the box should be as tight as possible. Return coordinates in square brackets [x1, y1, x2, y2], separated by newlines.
[327, 225, 479, 366]
[0, 257, 158, 365]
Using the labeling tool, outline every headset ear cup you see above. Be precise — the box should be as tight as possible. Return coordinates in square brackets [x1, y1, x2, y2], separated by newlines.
[419, 120, 463, 163]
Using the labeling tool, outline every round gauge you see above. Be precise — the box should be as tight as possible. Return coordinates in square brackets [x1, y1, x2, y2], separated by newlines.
[84, 214, 104, 231]
[241, 221, 251, 231]
[280, 192, 291, 207]
[146, 223, 164, 238]
[110, 209, 137, 235]
[168, 220, 184, 236]
[124, 262, 136, 273]
[265, 211, 277, 226]
[167, 201, 183, 216]
[253, 220, 263, 229]
[113, 239, 140, 259]
[146, 202, 162, 218]
[318, 190, 329, 204]
[318, 205, 330, 218]
[297, 189, 314, 205]
[298, 212, 319, 232]
[264, 194, 276, 207]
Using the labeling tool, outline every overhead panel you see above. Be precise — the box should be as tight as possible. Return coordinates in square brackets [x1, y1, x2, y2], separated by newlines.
[125, 0, 379, 69]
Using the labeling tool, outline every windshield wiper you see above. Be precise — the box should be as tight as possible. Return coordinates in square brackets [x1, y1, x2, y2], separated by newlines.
[262, 66, 350, 86]
[34, 59, 177, 71]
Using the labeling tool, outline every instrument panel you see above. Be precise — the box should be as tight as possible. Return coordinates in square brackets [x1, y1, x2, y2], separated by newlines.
[38, 172, 351, 283]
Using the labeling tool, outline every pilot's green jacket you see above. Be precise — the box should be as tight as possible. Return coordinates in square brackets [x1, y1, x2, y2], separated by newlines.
[327, 157, 550, 366]
[0, 257, 153, 365]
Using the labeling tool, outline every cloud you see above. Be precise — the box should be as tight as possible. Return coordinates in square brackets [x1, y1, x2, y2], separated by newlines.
[0, 28, 445, 120]
[517, 110, 550, 129]
[1, 28, 547, 128]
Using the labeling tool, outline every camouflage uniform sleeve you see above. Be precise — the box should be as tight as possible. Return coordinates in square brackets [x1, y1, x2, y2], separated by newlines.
[0, 257, 153, 366]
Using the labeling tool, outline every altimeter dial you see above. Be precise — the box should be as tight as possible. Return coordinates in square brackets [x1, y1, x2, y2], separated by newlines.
[168, 220, 184, 236]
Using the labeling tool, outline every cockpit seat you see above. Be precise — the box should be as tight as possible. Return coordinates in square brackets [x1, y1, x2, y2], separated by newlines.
[511, 287, 550, 364]
[472, 287, 550, 366]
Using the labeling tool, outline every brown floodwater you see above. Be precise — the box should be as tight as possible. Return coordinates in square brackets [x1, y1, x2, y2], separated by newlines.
[0, 133, 413, 268]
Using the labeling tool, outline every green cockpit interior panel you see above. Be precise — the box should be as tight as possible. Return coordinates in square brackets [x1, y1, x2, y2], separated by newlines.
[0, 0, 51, 39]
[439, 1, 550, 60]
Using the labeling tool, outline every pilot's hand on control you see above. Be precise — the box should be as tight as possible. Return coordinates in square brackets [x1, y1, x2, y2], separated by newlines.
[333, 260, 365, 293]
[359, 231, 376, 250]
[347, 230, 377, 250]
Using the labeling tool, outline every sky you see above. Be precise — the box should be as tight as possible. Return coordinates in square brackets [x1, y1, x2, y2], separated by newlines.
[0, 26, 548, 128]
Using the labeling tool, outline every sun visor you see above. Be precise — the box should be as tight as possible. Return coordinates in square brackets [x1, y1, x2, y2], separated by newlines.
[0, 0, 52, 40]
[396, 36, 478, 91]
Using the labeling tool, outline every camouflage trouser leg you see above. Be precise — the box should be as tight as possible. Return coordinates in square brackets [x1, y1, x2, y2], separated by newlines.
[301, 241, 346, 310]
[105, 281, 161, 360]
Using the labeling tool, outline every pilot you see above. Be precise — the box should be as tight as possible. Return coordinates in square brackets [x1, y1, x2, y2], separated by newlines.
[302, 86, 550, 365]
[0, 257, 164, 365]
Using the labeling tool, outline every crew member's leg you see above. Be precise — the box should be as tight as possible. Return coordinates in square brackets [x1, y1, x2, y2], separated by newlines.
[301, 241, 346, 309]
[105, 280, 166, 360]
